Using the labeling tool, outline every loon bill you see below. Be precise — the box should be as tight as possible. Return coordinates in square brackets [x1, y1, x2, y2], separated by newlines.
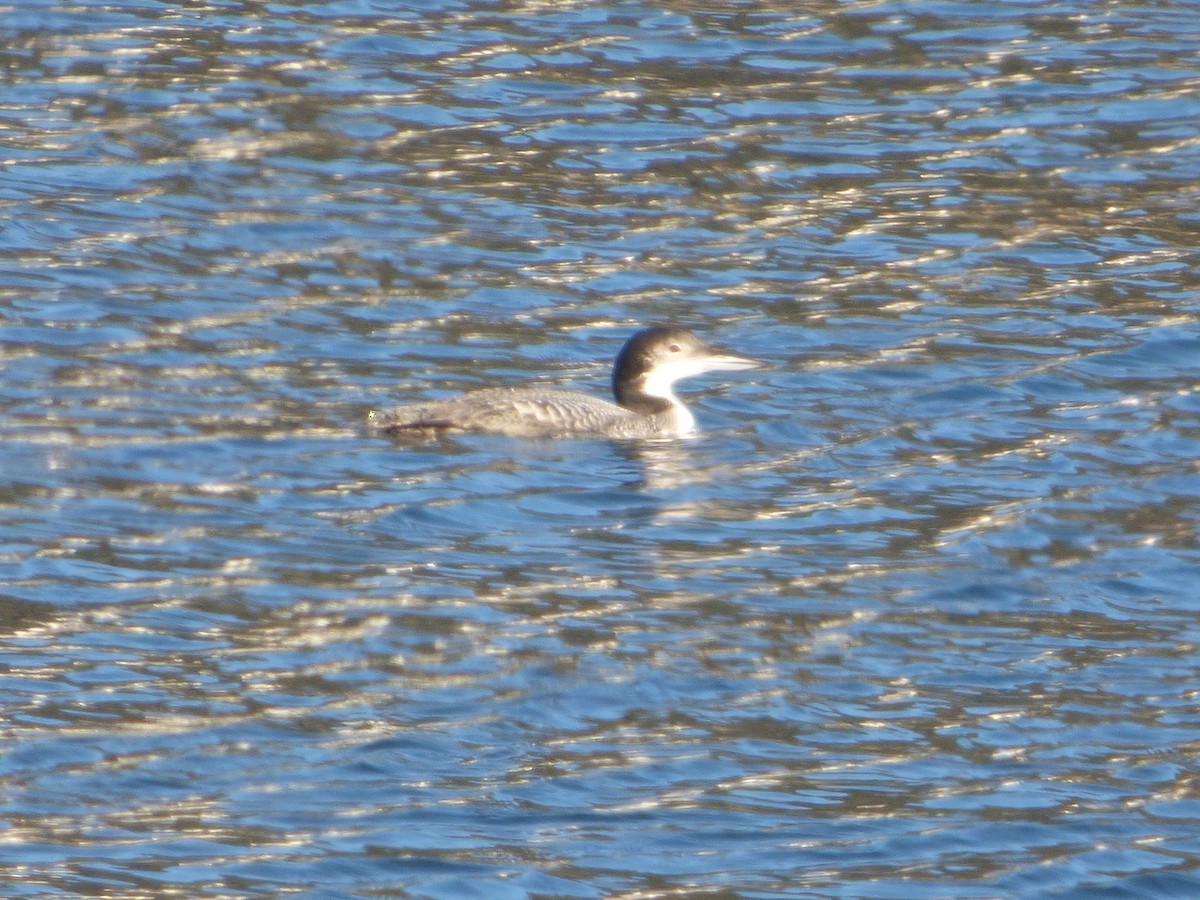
[369, 325, 759, 439]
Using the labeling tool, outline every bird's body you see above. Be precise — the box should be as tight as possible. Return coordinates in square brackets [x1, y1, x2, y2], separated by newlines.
[369, 326, 757, 440]
[372, 385, 692, 439]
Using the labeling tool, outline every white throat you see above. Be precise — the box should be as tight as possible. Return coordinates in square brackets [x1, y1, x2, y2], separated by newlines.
[640, 370, 696, 434]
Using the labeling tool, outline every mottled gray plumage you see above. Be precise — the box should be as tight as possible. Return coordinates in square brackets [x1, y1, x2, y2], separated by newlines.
[369, 326, 757, 440]
[370, 386, 682, 438]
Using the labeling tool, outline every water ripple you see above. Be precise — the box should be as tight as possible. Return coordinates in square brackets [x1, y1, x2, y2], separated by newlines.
[3, 1, 1200, 897]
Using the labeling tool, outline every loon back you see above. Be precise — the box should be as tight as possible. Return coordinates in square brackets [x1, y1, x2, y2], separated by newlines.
[369, 386, 692, 438]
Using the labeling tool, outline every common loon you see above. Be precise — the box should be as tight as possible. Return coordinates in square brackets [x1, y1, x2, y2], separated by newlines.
[369, 326, 758, 439]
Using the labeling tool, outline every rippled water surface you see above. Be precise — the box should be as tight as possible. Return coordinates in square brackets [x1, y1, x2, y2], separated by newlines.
[4, 1, 1200, 897]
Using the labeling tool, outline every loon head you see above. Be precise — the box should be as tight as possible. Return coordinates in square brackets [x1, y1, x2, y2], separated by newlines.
[611, 326, 759, 416]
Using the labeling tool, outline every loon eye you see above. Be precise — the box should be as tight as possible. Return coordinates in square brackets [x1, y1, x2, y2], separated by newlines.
[668, 344, 681, 353]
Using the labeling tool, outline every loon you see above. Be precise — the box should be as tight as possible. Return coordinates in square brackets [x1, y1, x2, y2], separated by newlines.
[369, 326, 759, 439]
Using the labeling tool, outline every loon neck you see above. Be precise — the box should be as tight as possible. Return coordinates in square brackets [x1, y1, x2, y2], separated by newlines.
[614, 383, 696, 434]
[614, 368, 675, 412]
[615, 387, 673, 417]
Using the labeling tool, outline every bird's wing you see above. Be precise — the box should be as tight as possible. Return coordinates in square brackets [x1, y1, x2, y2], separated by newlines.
[370, 387, 636, 437]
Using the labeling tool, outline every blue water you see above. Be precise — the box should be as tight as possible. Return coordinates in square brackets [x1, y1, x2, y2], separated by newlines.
[3, 2, 1200, 898]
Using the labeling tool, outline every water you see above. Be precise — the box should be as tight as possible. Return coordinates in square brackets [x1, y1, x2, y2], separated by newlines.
[3, 1, 1200, 897]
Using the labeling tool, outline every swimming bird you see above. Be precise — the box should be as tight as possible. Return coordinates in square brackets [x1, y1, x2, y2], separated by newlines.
[369, 325, 759, 439]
